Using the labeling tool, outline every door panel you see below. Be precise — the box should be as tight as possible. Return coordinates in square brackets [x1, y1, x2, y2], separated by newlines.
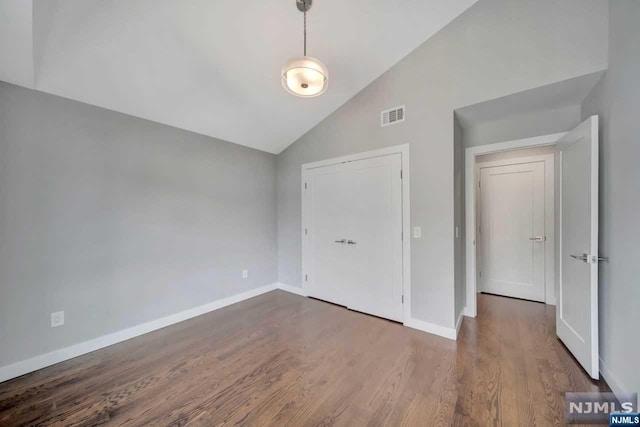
[346, 155, 403, 321]
[479, 162, 546, 302]
[304, 153, 403, 322]
[306, 164, 352, 306]
[557, 115, 599, 379]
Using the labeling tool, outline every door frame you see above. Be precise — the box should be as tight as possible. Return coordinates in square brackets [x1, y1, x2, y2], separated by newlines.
[301, 144, 411, 322]
[465, 133, 566, 317]
[476, 153, 556, 304]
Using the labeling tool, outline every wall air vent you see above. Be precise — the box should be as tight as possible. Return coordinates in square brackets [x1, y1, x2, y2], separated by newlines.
[381, 105, 405, 127]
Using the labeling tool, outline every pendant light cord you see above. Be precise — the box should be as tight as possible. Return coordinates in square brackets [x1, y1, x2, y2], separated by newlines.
[303, 9, 307, 56]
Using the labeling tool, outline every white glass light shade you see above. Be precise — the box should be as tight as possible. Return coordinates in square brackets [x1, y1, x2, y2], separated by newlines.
[281, 56, 328, 97]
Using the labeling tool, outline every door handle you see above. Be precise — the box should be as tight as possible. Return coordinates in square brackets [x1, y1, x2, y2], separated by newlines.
[334, 239, 346, 244]
[529, 236, 545, 242]
[569, 253, 609, 263]
[570, 253, 589, 263]
[347, 240, 357, 245]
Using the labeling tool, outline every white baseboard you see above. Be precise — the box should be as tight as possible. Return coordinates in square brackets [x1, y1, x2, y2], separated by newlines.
[0, 283, 278, 384]
[276, 282, 308, 297]
[599, 357, 629, 399]
[276, 285, 458, 341]
[404, 317, 457, 340]
[463, 305, 476, 317]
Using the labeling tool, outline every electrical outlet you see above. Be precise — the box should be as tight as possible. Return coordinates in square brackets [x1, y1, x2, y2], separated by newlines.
[51, 311, 64, 328]
[413, 227, 422, 238]
[242, 269, 248, 279]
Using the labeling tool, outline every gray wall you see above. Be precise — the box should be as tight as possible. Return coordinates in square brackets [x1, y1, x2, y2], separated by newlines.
[277, 0, 608, 328]
[463, 104, 582, 148]
[581, 0, 640, 396]
[476, 145, 556, 163]
[0, 81, 277, 367]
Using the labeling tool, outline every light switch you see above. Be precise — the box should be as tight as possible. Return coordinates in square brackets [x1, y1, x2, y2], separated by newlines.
[413, 227, 421, 238]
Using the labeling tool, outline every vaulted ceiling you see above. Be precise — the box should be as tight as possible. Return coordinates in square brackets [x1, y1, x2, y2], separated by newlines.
[1, 0, 478, 153]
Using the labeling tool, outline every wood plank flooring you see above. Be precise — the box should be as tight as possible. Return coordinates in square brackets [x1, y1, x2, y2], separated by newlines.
[0, 291, 608, 426]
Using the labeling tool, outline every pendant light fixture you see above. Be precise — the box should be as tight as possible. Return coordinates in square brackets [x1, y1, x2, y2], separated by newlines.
[281, 0, 328, 97]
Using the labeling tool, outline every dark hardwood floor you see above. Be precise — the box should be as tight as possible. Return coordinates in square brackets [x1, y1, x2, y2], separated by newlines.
[0, 291, 608, 426]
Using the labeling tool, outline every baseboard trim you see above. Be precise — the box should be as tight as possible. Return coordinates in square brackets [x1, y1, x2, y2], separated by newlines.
[0, 283, 278, 384]
[276, 285, 458, 341]
[404, 317, 457, 340]
[599, 357, 629, 399]
[276, 283, 308, 297]
[463, 305, 476, 318]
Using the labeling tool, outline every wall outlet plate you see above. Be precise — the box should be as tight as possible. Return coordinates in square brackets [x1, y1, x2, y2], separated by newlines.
[413, 227, 422, 238]
[242, 269, 248, 279]
[51, 311, 64, 328]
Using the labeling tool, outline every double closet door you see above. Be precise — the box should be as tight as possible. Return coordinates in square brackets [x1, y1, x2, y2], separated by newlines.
[303, 153, 403, 322]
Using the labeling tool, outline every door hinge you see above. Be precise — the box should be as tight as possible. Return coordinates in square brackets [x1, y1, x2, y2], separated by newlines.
[401, 231, 403, 241]
[400, 170, 403, 179]
[305, 228, 308, 235]
[479, 270, 482, 278]
[305, 182, 308, 190]
[402, 295, 404, 303]
[305, 274, 308, 282]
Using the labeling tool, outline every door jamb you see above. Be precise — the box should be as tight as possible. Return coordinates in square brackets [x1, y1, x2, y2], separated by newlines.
[464, 133, 566, 317]
[301, 144, 411, 322]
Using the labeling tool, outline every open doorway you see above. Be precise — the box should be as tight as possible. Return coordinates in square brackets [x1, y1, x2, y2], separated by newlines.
[475, 145, 556, 304]
[464, 132, 564, 317]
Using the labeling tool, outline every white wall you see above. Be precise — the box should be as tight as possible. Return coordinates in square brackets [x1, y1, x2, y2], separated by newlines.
[277, 0, 608, 329]
[0, 82, 278, 367]
[581, 0, 640, 397]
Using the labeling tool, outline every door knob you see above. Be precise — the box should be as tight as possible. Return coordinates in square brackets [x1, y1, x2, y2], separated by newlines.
[570, 253, 589, 263]
[347, 240, 357, 245]
[334, 239, 346, 244]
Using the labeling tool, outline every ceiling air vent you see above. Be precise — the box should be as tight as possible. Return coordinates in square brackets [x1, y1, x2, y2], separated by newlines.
[381, 105, 405, 127]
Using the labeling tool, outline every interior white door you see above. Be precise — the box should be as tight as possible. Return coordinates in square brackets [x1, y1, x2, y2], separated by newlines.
[303, 163, 352, 307]
[304, 153, 403, 322]
[557, 115, 599, 379]
[479, 161, 546, 302]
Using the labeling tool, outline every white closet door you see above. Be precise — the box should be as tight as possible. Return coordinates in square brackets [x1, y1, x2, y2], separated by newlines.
[479, 161, 546, 302]
[304, 153, 403, 322]
[345, 154, 403, 321]
[305, 163, 352, 307]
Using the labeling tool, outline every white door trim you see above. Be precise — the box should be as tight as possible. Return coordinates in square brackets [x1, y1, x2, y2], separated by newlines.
[301, 144, 411, 323]
[464, 133, 566, 317]
[476, 153, 556, 304]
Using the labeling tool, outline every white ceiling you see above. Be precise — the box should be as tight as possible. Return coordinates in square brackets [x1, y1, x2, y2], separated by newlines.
[1, 0, 478, 154]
